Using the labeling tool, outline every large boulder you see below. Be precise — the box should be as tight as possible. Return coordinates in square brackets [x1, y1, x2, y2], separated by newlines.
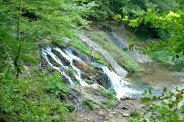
[67, 47, 90, 62]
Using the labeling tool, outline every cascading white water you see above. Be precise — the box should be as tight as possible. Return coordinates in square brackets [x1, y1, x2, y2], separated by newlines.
[41, 46, 88, 86]
[41, 50, 74, 85]
[95, 63, 140, 99]
[54, 47, 88, 86]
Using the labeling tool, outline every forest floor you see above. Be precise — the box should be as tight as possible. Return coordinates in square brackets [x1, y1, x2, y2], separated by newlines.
[66, 99, 145, 122]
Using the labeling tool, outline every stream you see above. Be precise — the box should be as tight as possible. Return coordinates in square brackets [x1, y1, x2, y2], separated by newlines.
[41, 46, 141, 99]
[41, 45, 184, 99]
[108, 31, 184, 96]
[127, 62, 184, 94]
[40, 31, 184, 99]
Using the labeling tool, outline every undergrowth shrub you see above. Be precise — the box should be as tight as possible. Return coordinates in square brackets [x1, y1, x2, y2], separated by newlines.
[0, 69, 73, 122]
[130, 87, 184, 121]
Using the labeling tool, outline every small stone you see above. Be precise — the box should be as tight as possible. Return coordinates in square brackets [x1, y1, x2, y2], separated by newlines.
[107, 109, 111, 112]
[98, 111, 105, 116]
[104, 117, 108, 120]
[111, 111, 116, 115]
[84, 117, 90, 121]
[141, 104, 146, 107]
[120, 96, 126, 100]
[120, 96, 131, 100]
[122, 113, 130, 117]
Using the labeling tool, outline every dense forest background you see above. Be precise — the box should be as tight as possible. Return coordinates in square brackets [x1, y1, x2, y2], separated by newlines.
[1, 0, 184, 72]
[0, 0, 184, 121]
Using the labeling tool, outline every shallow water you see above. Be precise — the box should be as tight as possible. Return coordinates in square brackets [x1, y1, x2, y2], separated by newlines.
[127, 62, 184, 96]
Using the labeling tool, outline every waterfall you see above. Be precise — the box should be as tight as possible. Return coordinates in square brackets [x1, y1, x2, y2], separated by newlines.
[41, 46, 141, 99]
[41, 46, 88, 86]
[95, 63, 140, 99]
[79, 34, 128, 77]
[54, 47, 88, 86]
[42, 50, 74, 85]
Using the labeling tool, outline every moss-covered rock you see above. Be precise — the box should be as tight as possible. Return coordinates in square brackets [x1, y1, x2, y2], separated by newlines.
[70, 85, 119, 110]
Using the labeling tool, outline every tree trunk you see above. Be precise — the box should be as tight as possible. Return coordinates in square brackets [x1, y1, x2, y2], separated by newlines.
[14, 0, 22, 78]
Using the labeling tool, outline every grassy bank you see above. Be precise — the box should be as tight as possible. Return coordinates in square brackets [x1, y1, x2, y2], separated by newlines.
[52, 37, 109, 66]
[86, 31, 143, 72]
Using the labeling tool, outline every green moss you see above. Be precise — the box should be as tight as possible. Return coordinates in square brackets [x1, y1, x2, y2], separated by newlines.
[82, 98, 95, 110]
[97, 88, 117, 100]
[102, 90, 116, 100]
[74, 42, 109, 65]
[65, 68, 75, 77]
[102, 101, 116, 109]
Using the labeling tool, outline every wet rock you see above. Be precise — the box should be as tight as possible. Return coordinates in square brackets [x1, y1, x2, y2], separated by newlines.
[108, 32, 152, 63]
[47, 54, 61, 67]
[120, 96, 134, 100]
[122, 113, 130, 117]
[108, 32, 128, 49]
[81, 72, 97, 84]
[73, 60, 109, 88]
[52, 49, 70, 66]
[40, 57, 48, 69]
[67, 47, 90, 62]
[73, 60, 88, 69]
[81, 72, 91, 80]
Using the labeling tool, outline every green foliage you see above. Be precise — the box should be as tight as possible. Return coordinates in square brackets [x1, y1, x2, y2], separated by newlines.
[0, 0, 91, 75]
[150, 50, 173, 62]
[118, 4, 184, 59]
[144, 10, 184, 59]
[45, 71, 70, 100]
[76, 0, 113, 21]
[114, 0, 184, 60]
[0, 70, 73, 122]
[130, 110, 140, 118]
[0, 71, 74, 122]
[65, 68, 75, 77]
[132, 87, 184, 121]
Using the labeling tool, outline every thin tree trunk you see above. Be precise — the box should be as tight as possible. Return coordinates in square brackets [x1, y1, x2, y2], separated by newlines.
[14, 0, 22, 78]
